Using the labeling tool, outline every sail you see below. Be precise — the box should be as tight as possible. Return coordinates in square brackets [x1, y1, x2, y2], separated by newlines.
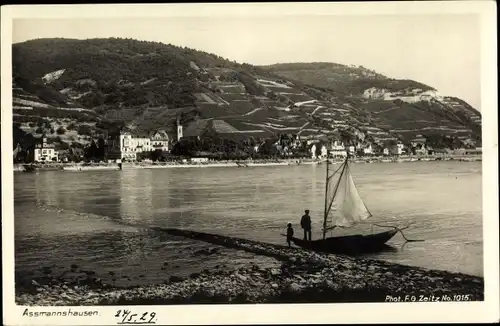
[326, 161, 372, 228]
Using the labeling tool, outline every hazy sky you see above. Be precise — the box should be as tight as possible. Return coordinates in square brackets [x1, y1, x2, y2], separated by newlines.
[12, 13, 482, 110]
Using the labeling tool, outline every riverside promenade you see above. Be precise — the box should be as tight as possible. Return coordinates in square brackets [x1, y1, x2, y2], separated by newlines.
[13, 154, 482, 173]
[16, 228, 484, 305]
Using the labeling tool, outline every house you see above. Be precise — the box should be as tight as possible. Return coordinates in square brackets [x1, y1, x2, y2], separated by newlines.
[106, 130, 152, 162]
[320, 145, 328, 159]
[362, 144, 374, 155]
[389, 142, 405, 156]
[191, 157, 209, 163]
[310, 144, 317, 159]
[410, 134, 426, 148]
[150, 129, 170, 152]
[306, 139, 317, 146]
[290, 134, 302, 149]
[330, 140, 347, 157]
[414, 143, 428, 155]
[28, 135, 58, 163]
[282, 146, 292, 156]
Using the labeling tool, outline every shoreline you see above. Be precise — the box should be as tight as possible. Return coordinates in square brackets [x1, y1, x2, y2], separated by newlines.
[13, 155, 482, 172]
[16, 228, 484, 305]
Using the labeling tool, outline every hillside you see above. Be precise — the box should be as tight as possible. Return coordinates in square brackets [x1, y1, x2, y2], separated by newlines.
[11, 38, 482, 152]
[260, 62, 481, 145]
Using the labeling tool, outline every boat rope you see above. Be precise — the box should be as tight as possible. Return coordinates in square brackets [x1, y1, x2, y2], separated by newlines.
[326, 160, 344, 181]
[371, 223, 425, 242]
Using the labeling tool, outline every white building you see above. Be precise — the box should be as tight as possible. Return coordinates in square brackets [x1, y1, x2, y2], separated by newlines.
[150, 130, 170, 152]
[191, 157, 209, 163]
[363, 144, 374, 155]
[30, 135, 58, 163]
[107, 130, 152, 161]
[330, 140, 347, 157]
[311, 144, 317, 159]
[320, 145, 328, 159]
[133, 137, 152, 153]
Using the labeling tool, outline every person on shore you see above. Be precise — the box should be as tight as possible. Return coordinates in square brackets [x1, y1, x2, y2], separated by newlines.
[301, 210, 312, 241]
[286, 222, 294, 247]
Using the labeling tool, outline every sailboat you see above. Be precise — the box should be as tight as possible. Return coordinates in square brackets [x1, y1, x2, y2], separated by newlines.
[287, 152, 399, 255]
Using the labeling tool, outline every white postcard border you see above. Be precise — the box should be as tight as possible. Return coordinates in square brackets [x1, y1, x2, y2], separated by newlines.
[2, 2, 498, 325]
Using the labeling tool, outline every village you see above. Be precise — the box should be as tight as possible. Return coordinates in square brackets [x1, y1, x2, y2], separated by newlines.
[13, 116, 482, 169]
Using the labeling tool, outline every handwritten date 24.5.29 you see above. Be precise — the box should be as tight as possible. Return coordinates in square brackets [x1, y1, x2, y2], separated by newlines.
[115, 310, 157, 324]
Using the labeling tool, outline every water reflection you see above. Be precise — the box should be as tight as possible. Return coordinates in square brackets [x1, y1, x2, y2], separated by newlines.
[119, 169, 153, 224]
[14, 161, 483, 277]
[34, 172, 58, 207]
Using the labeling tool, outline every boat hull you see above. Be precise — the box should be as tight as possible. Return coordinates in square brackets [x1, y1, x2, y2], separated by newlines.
[290, 229, 398, 255]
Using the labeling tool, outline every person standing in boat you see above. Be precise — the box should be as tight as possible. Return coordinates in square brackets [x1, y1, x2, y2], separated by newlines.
[286, 223, 294, 247]
[301, 210, 312, 241]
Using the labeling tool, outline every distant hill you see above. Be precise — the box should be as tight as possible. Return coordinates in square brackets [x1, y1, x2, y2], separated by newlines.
[11, 38, 481, 152]
[260, 62, 436, 96]
[260, 62, 481, 145]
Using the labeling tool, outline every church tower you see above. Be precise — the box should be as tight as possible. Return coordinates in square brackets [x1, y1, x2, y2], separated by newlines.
[177, 117, 183, 141]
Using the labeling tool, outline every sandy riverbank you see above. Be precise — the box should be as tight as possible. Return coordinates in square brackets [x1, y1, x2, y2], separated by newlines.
[16, 228, 483, 305]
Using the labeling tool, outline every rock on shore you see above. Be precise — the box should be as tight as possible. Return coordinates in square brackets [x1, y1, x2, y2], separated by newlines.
[16, 228, 484, 305]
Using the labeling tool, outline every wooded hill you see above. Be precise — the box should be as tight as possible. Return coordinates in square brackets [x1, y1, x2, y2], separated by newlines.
[12, 38, 482, 152]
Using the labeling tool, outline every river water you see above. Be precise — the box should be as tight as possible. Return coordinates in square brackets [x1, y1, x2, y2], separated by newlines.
[14, 161, 483, 287]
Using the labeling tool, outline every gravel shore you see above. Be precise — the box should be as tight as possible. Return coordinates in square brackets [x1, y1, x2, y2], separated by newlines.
[16, 228, 484, 305]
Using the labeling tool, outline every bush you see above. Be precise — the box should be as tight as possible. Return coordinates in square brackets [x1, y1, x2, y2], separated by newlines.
[56, 127, 66, 135]
[35, 127, 44, 134]
[57, 141, 70, 150]
[77, 125, 93, 136]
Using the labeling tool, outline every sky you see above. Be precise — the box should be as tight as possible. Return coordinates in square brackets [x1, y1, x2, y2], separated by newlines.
[12, 10, 482, 110]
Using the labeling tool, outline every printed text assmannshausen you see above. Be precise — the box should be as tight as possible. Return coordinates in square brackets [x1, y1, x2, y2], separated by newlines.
[23, 308, 99, 317]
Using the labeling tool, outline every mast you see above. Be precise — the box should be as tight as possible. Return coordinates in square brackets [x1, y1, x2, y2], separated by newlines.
[322, 150, 329, 240]
[322, 153, 350, 239]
